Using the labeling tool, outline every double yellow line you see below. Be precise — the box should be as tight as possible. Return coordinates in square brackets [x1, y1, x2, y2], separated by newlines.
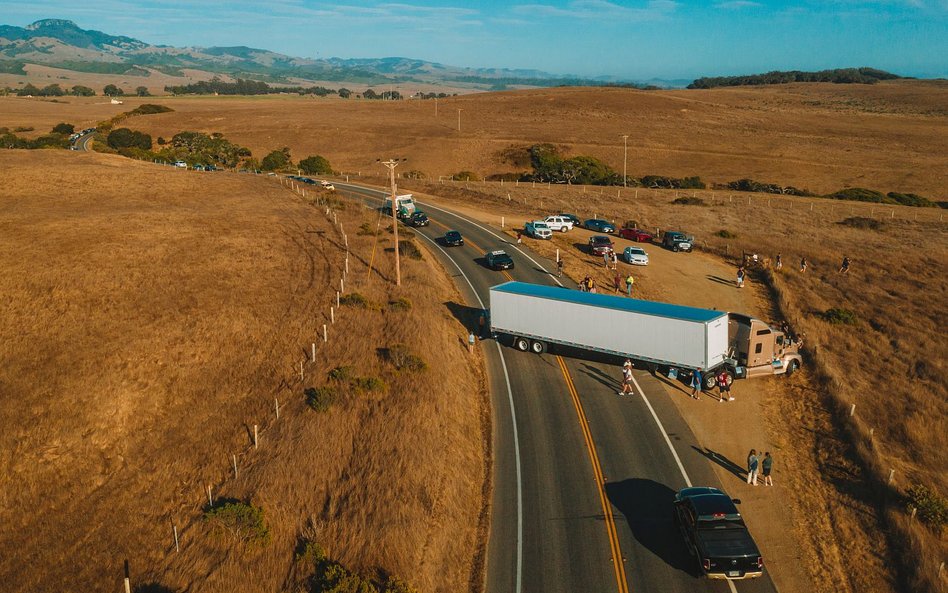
[556, 355, 630, 593]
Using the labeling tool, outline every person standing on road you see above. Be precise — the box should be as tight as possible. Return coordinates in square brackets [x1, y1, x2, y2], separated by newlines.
[611, 251, 618, 270]
[716, 370, 733, 402]
[516, 230, 522, 244]
[690, 368, 703, 399]
[762, 452, 774, 486]
[625, 273, 634, 297]
[619, 360, 635, 396]
[736, 266, 746, 288]
[747, 449, 759, 485]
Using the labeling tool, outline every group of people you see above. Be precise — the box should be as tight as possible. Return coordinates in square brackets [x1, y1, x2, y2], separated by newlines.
[688, 368, 735, 402]
[746, 449, 774, 486]
[602, 251, 618, 269]
[773, 253, 851, 274]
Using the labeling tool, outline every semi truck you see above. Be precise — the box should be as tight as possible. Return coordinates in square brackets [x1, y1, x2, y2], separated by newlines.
[489, 281, 802, 387]
[381, 194, 417, 219]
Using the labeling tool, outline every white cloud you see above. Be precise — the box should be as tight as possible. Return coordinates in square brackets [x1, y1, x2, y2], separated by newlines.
[512, 0, 678, 21]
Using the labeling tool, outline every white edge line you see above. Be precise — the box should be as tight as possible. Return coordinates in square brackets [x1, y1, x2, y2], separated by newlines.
[416, 231, 524, 593]
[629, 374, 692, 489]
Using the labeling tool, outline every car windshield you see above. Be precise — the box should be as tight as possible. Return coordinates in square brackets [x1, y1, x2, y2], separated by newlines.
[628, 248, 645, 255]
[592, 237, 611, 244]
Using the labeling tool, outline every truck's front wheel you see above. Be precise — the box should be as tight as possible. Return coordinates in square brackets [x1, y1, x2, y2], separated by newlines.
[785, 360, 799, 376]
[530, 340, 547, 354]
[515, 337, 530, 352]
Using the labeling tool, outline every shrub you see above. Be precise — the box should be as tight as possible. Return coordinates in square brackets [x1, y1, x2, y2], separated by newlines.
[327, 366, 355, 382]
[452, 170, 480, 181]
[886, 192, 935, 208]
[129, 103, 173, 115]
[203, 499, 270, 544]
[13, 126, 33, 133]
[379, 344, 427, 373]
[398, 240, 423, 260]
[826, 187, 886, 203]
[823, 308, 859, 326]
[402, 169, 426, 179]
[294, 539, 327, 563]
[388, 298, 412, 311]
[357, 222, 374, 236]
[715, 230, 737, 239]
[679, 176, 706, 189]
[107, 128, 152, 150]
[135, 86, 150, 97]
[261, 147, 291, 171]
[103, 84, 124, 97]
[299, 154, 332, 175]
[339, 293, 372, 308]
[839, 217, 883, 231]
[52, 123, 74, 135]
[305, 386, 336, 412]
[906, 484, 946, 531]
[353, 376, 386, 393]
[672, 196, 705, 206]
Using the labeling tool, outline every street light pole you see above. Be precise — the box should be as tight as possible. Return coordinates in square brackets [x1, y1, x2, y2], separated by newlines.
[621, 134, 629, 187]
[381, 159, 401, 286]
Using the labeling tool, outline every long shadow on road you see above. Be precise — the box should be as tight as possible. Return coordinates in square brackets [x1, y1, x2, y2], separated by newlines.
[605, 478, 699, 578]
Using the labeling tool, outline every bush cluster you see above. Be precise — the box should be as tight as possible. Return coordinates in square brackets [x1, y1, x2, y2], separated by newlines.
[299, 155, 332, 175]
[823, 308, 859, 326]
[0, 125, 71, 149]
[725, 178, 812, 196]
[397, 240, 423, 261]
[906, 484, 947, 531]
[838, 217, 884, 231]
[203, 499, 270, 545]
[107, 128, 152, 150]
[827, 187, 936, 208]
[452, 171, 479, 181]
[305, 386, 336, 412]
[672, 196, 705, 206]
[715, 230, 737, 239]
[296, 539, 419, 593]
[388, 298, 412, 311]
[339, 293, 373, 308]
[379, 344, 427, 373]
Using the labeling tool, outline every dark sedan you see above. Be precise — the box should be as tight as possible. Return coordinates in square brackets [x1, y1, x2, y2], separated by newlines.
[560, 213, 582, 226]
[443, 230, 464, 246]
[485, 249, 515, 270]
[584, 219, 616, 233]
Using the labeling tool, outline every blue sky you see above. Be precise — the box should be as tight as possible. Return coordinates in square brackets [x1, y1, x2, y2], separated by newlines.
[3, 1, 946, 80]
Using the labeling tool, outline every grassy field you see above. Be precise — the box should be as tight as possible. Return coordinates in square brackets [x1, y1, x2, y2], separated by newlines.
[0, 151, 488, 592]
[397, 177, 947, 593]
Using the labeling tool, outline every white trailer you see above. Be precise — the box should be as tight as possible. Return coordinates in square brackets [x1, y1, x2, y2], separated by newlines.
[489, 281, 728, 372]
[489, 281, 803, 386]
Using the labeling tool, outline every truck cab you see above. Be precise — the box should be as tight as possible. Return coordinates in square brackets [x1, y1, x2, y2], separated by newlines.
[382, 194, 416, 219]
[728, 314, 802, 379]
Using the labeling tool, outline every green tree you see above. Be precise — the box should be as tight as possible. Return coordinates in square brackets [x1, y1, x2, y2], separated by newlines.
[39, 84, 65, 97]
[261, 147, 291, 171]
[17, 83, 40, 97]
[71, 85, 95, 96]
[52, 123, 75, 135]
[107, 127, 152, 150]
[338, 87, 352, 99]
[135, 86, 150, 97]
[103, 84, 124, 97]
[299, 155, 332, 175]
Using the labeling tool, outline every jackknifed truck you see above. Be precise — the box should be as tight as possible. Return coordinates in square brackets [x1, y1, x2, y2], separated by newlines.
[489, 281, 801, 387]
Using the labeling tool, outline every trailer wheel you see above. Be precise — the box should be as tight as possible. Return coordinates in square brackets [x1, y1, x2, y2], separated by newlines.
[785, 360, 799, 377]
[515, 337, 530, 352]
[704, 373, 718, 390]
[530, 340, 547, 354]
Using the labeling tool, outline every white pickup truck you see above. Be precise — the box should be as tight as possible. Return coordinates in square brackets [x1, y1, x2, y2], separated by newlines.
[524, 221, 553, 239]
[543, 215, 574, 232]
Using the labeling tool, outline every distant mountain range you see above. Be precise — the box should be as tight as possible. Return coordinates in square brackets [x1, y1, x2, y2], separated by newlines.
[0, 19, 689, 90]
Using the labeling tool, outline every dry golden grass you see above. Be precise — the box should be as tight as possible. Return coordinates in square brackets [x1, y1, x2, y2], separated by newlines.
[0, 150, 487, 592]
[394, 178, 947, 593]
[48, 79, 948, 199]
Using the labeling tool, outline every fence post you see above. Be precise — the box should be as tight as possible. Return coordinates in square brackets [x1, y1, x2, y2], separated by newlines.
[207, 484, 213, 506]
[323, 324, 328, 342]
[232, 454, 238, 478]
[888, 468, 895, 484]
[173, 525, 179, 552]
[275, 397, 280, 419]
[331, 307, 335, 324]
[850, 403, 856, 417]
[253, 425, 258, 449]
[312, 343, 316, 362]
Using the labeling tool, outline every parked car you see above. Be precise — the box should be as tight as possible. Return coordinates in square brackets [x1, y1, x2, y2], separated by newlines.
[485, 249, 515, 270]
[623, 246, 649, 265]
[443, 230, 464, 246]
[173, 161, 187, 168]
[408, 211, 430, 227]
[619, 227, 653, 242]
[525, 221, 553, 240]
[300, 177, 317, 185]
[588, 235, 614, 255]
[559, 213, 582, 226]
[662, 231, 694, 252]
[584, 219, 616, 233]
[674, 486, 764, 580]
[543, 215, 574, 232]
[323, 183, 335, 191]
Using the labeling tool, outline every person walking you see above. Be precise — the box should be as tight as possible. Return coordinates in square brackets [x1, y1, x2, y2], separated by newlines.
[557, 258, 564, 277]
[603, 251, 611, 268]
[800, 257, 808, 273]
[589, 281, 597, 293]
[736, 266, 746, 288]
[775, 253, 783, 270]
[839, 256, 851, 274]
[580, 276, 590, 292]
[625, 273, 634, 297]
[611, 251, 618, 270]
[613, 272, 622, 294]
[478, 310, 488, 339]
[619, 360, 635, 396]
[516, 230, 522, 245]
[467, 332, 476, 354]
[716, 370, 733, 402]
[690, 368, 703, 399]
[747, 449, 759, 485]
[761, 452, 774, 486]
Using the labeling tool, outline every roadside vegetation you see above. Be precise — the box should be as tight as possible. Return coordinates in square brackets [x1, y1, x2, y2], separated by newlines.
[688, 67, 903, 89]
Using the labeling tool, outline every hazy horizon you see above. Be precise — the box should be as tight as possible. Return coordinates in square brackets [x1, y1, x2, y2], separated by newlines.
[2, 1, 946, 80]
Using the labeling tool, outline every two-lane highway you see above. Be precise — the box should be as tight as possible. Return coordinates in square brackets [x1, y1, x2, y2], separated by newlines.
[334, 181, 778, 593]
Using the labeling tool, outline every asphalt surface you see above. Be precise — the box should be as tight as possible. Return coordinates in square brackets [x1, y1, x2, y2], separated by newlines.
[331, 181, 779, 593]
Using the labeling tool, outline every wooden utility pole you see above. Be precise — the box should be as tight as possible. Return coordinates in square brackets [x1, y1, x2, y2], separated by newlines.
[381, 159, 401, 286]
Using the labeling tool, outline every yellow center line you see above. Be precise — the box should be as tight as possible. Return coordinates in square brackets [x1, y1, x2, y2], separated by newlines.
[556, 355, 630, 593]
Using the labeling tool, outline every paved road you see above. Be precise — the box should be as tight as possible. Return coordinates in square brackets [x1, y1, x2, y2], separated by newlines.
[74, 131, 95, 152]
[334, 182, 779, 593]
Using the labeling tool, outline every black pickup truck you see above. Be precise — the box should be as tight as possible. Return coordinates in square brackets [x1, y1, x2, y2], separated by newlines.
[674, 486, 764, 580]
